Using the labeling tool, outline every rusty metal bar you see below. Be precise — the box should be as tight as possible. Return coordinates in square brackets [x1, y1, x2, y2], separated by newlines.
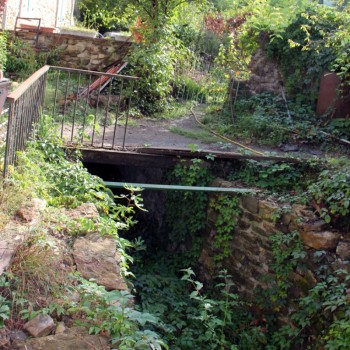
[52, 70, 60, 118]
[81, 74, 92, 144]
[122, 80, 135, 149]
[112, 79, 124, 149]
[61, 71, 71, 138]
[91, 76, 102, 146]
[71, 73, 81, 142]
[101, 81, 113, 148]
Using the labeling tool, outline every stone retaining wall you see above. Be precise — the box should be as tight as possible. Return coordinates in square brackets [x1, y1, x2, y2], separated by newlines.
[247, 46, 282, 95]
[199, 179, 349, 300]
[11, 31, 132, 71]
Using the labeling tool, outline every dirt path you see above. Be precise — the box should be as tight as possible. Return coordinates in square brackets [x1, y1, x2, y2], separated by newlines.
[62, 104, 331, 158]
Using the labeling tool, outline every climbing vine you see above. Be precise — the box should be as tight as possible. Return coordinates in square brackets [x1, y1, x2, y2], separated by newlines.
[209, 194, 241, 264]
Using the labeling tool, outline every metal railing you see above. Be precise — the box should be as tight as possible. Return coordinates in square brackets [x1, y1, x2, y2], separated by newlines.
[46, 66, 138, 151]
[3, 65, 49, 178]
[3, 65, 139, 178]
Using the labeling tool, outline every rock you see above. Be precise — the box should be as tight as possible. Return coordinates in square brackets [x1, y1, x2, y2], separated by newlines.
[73, 233, 127, 290]
[67, 203, 99, 220]
[259, 200, 280, 221]
[280, 144, 299, 152]
[24, 314, 55, 337]
[12, 327, 109, 350]
[0, 221, 27, 275]
[300, 220, 327, 232]
[0, 328, 10, 348]
[16, 198, 47, 223]
[241, 195, 259, 214]
[308, 149, 323, 156]
[10, 330, 28, 342]
[291, 205, 316, 220]
[299, 230, 341, 250]
[336, 240, 350, 260]
[55, 322, 66, 335]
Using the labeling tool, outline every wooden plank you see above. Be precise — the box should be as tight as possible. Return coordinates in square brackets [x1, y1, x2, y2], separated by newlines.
[69, 146, 302, 167]
[133, 147, 302, 163]
[76, 147, 178, 168]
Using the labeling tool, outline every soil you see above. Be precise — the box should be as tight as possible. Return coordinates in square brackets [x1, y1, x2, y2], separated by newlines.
[112, 105, 337, 158]
[63, 104, 331, 158]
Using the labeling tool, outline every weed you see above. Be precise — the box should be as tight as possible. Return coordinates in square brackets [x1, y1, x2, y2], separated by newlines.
[169, 126, 218, 143]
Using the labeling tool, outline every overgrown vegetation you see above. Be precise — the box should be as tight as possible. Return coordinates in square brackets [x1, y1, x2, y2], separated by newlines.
[0, 117, 168, 348]
[6, 34, 60, 80]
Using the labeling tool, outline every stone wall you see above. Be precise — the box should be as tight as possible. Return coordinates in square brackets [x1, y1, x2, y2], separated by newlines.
[247, 46, 282, 95]
[199, 179, 348, 300]
[12, 31, 132, 71]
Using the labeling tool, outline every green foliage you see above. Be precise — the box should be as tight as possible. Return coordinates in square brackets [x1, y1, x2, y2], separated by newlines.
[6, 35, 60, 80]
[308, 158, 350, 225]
[165, 159, 213, 262]
[203, 92, 322, 147]
[209, 195, 241, 263]
[67, 276, 168, 349]
[0, 296, 10, 327]
[134, 259, 265, 350]
[269, 252, 350, 349]
[0, 31, 7, 72]
[266, 3, 350, 103]
[269, 231, 306, 304]
[230, 158, 322, 193]
[129, 36, 179, 114]
[181, 268, 266, 349]
[78, 0, 128, 31]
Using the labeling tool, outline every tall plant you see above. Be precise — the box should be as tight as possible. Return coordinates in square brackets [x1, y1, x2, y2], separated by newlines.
[124, 0, 206, 114]
[0, 0, 7, 78]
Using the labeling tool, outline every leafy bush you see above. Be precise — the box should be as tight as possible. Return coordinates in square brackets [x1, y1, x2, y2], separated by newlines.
[129, 36, 178, 114]
[230, 159, 321, 193]
[308, 158, 350, 225]
[266, 4, 350, 104]
[6, 35, 60, 80]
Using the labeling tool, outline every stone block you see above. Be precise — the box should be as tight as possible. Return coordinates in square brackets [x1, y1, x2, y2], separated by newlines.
[299, 230, 341, 250]
[259, 200, 280, 221]
[24, 314, 55, 337]
[241, 195, 259, 214]
[300, 220, 328, 232]
[67, 203, 99, 220]
[336, 240, 350, 260]
[237, 218, 251, 230]
[245, 211, 263, 223]
[291, 204, 316, 220]
[73, 232, 127, 290]
[77, 52, 88, 58]
[13, 327, 109, 350]
[16, 198, 46, 223]
[262, 221, 280, 236]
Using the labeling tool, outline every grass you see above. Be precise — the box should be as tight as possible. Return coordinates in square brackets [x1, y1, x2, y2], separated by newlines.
[152, 100, 195, 120]
[169, 126, 218, 143]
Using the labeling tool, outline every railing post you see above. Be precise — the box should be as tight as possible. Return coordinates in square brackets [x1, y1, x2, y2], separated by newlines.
[3, 100, 15, 180]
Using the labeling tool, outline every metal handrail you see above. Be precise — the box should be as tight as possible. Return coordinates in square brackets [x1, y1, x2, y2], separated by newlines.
[7, 65, 50, 101]
[4, 65, 49, 178]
